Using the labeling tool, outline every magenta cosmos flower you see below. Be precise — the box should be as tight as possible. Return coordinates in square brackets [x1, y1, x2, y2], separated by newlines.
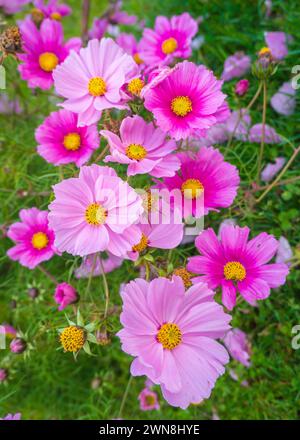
[143, 61, 229, 140]
[53, 38, 138, 126]
[89, 18, 108, 40]
[0, 413, 21, 420]
[116, 33, 144, 66]
[138, 388, 160, 411]
[18, 18, 81, 90]
[187, 224, 289, 310]
[117, 276, 231, 409]
[0, 0, 29, 14]
[221, 52, 251, 81]
[223, 329, 251, 367]
[7, 208, 57, 269]
[35, 109, 99, 167]
[54, 282, 79, 311]
[155, 148, 240, 218]
[101, 115, 180, 177]
[48, 164, 143, 257]
[33, 0, 71, 21]
[139, 13, 198, 67]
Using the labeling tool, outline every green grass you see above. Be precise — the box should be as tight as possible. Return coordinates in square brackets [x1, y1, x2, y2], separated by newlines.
[1, 0, 300, 420]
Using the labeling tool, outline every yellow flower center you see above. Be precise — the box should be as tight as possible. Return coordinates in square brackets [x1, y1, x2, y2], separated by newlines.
[145, 395, 156, 406]
[85, 203, 107, 226]
[157, 323, 182, 350]
[132, 233, 148, 253]
[39, 52, 59, 72]
[31, 232, 49, 250]
[173, 267, 193, 288]
[181, 179, 204, 200]
[224, 261, 246, 282]
[133, 52, 143, 65]
[259, 46, 271, 57]
[50, 12, 62, 21]
[126, 143, 147, 161]
[127, 78, 145, 96]
[161, 37, 178, 55]
[60, 326, 85, 352]
[63, 132, 81, 151]
[171, 96, 192, 117]
[88, 77, 106, 96]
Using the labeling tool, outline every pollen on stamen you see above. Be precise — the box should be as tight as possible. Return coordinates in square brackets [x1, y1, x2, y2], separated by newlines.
[88, 77, 106, 97]
[39, 52, 59, 72]
[132, 233, 148, 253]
[85, 203, 107, 226]
[171, 96, 192, 117]
[224, 261, 246, 282]
[127, 78, 145, 96]
[31, 232, 49, 250]
[126, 143, 147, 161]
[181, 178, 204, 200]
[63, 133, 81, 151]
[157, 323, 182, 350]
[161, 37, 178, 55]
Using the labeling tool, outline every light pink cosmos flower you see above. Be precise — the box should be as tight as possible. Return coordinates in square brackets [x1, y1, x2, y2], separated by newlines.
[261, 157, 285, 182]
[0, 413, 21, 420]
[18, 18, 81, 90]
[54, 282, 79, 311]
[33, 0, 71, 20]
[117, 276, 231, 409]
[226, 109, 252, 141]
[276, 236, 293, 265]
[75, 253, 123, 278]
[249, 123, 281, 143]
[116, 33, 143, 66]
[111, 10, 137, 25]
[7, 208, 57, 269]
[144, 61, 229, 140]
[187, 224, 289, 310]
[138, 388, 160, 411]
[271, 81, 296, 116]
[155, 148, 240, 218]
[0, 0, 29, 14]
[88, 18, 108, 40]
[48, 164, 143, 257]
[101, 115, 180, 177]
[35, 109, 100, 167]
[139, 13, 198, 67]
[53, 38, 138, 126]
[223, 328, 251, 367]
[264, 31, 290, 60]
[221, 52, 251, 82]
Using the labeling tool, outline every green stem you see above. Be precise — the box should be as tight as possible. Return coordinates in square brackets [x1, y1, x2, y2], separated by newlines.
[118, 375, 133, 419]
[99, 257, 110, 320]
[84, 253, 97, 298]
[257, 80, 267, 183]
[37, 265, 58, 285]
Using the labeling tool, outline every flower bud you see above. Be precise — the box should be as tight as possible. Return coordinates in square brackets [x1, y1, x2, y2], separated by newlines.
[10, 338, 27, 354]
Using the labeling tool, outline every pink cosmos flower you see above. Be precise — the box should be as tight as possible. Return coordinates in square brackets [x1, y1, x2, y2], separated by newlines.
[248, 123, 281, 144]
[35, 109, 100, 167]
[33, 0, 71, 20]
[187, 224, 289, 310]
[111, 11, 137, 26]
[155, 148, 240, 218]
[223, 329, 251, 367]
[10, 338, 26, 354]
[0, 0, 29, 14]
[88, 18, 108, 40]
[53, 38, 138, 127]
[116, 33, 143, 66]
[0, 324, 17, 339]
[101, 115, 180, 177]
[144, 61, 229, 140]
[0, 413, 21, 420]
[117, 276, 231, 409]
[221, 52, 251, 81]
[75, 253, 123, 278]
[139, 13, 198, 67]
[235, 79, 249, 96]
[18, 18, 81, 90]
[271, 82, 296, 116]
[261, 157, 285, 182]
[138, 388, 160, 411]
[226, 109, 252, 141]
[54, 282, 79, 311]
[48, 164, 143, 257]
[264, 31, 290, 60]
[276, 236, 293, 265]
[7, 208, 57, 269]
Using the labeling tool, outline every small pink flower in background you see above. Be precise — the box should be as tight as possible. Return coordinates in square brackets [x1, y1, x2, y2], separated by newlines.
[0, 324, 17, 339]
[139, 13, 198, 67]
[155, 148, 240, 218]
[116, 33, 143, 66]
[54, 282, 79, 311]
[221, 52, 251, 81]
[0, 0, 29, 15]
[53, 38, 138, 126]
[35, 109, 100, 167]
[18, 18, 81, 90]
[10, 338, 26, 354]
[264, 31, 290, 60]
[101, 115, 180, 177]
[7, 208, 57, 269]
[0, 94, 22, 115]
[138, 388, 160, 411]
[143, 61, 229, 140]
[249, 123, 281, 144]
[271, 82, 296, 116]
[0, 413, 21, 420]
[75, 253, 123, 278]
[261, 157, 285, 182]
[48, 164, 143, 257]
[276, 236, 293, 265]
[117, 276, 231, 409]
[223, 328, 251, 367]
[88, 18, 108, 40]
[218, 218, 236, 239]
[33, 0, 72, 20]
[187, 224, 289, 310]
[0, 368, 8, 382]
[226, 109, 252, 141]
[111, 10, 137, 25]
[235, 79, 249, 96]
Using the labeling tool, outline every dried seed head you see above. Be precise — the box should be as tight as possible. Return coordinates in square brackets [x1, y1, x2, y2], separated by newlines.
[0, 26, 22, 57]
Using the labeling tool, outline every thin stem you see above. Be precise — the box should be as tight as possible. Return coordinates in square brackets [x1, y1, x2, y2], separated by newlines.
[81, 0, 91, 44]
[37, 265, 58, 285]
[250, 175, 300, 193]
[94, 144, 109, 163]
[255, 146, 300, 204]
[99, 257, 110, 320]
[257, 80, 267, 183]
[84, 253, 97, 298]
[118, 375, 133, 419]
